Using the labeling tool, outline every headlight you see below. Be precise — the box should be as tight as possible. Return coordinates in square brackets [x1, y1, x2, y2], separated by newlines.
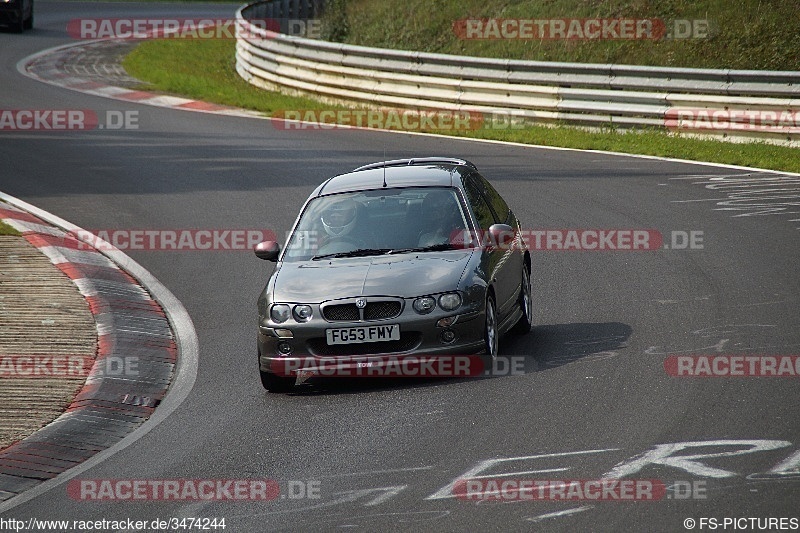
[293, 304, 313, 322]
[413, 296, 436, 314]
[438, 293, 462, 311]
[270, 304, 291, 323]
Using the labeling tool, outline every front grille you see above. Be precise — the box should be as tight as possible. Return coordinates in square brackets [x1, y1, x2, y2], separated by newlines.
[323, 304, 359, 321]
[364, 301, 402, 320]
[322, 300, 403, 322]
[306, 333, 422, 356]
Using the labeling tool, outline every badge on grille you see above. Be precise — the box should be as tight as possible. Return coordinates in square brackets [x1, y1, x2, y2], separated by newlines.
[356, 298, 367, 309]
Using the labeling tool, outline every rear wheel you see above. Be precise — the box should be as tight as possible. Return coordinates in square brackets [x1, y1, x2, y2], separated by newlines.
[11, 10, 24, 33]
[23, 6, 33, 30]
[512, 265, 533, 334]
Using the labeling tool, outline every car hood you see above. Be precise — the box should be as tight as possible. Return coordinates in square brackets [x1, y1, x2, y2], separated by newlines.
[272, 251, 473, 302]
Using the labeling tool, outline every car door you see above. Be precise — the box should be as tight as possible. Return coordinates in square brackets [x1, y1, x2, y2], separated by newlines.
[476, 174, 524, 318]
[463, 173, 519, 318]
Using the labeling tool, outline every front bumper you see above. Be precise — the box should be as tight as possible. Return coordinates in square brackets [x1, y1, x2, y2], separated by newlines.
[258, 303, 485, 377]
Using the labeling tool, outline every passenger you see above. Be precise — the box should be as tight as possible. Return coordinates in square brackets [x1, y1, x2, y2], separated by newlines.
[417, 190, 465, 247]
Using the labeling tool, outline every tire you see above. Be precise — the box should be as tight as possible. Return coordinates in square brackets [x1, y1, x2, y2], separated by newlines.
[260, 369, 295, 393]
[23, 6, 32, 30]
[258, 345, 295, 392]
[483, 294, 498, 360]
[512, 265, 533, 334]
[11, 10, 24, 33]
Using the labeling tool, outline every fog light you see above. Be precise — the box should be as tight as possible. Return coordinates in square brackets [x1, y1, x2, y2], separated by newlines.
[277, 342, 292, 355]
[440, 329, 456, 344]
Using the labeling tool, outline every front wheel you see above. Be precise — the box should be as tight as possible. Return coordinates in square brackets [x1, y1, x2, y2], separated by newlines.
[11, 11, 24, 33]
[512, 265, 533, 334]
[23, 7, 33, 30]
[259, 346, 295, 392]
[483, 294, 498, 360]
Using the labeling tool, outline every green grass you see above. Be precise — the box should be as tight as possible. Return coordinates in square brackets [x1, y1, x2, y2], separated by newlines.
[0, 221, 21, 236]
[124, 39, 332, 112]
[336, 0, 800, 71]
[123, 38, 800, 173]
[453, 125, 800, 173]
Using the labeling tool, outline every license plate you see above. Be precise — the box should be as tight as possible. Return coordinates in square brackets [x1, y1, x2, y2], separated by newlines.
[326, 324, 400, 345]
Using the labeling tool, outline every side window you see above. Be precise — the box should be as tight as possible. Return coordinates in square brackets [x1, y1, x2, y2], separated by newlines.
[463, 178, 495, 231]
[476, 174, 511, 224]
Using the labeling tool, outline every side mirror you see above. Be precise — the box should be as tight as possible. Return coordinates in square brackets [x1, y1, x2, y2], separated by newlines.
[254, 240, 281, 261]
[487, 224, 515, 250]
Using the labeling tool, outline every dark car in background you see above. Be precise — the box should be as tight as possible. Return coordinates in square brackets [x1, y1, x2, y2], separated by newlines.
[254, 157, 532, 392]
[0, 0, 33, 32]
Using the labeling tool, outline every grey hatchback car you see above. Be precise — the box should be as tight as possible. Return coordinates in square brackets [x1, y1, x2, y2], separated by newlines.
[255, 158, 532, 392]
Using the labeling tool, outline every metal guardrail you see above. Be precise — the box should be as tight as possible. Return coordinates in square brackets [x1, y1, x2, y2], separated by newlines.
[235, 1, 800, 143]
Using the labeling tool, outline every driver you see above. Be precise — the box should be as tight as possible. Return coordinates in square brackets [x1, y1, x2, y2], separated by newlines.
[316, 199, 370, 253]
[321, 199, 359, 238]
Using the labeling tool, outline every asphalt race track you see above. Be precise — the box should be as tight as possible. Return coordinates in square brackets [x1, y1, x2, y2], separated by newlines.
[1, 3, 799, 531]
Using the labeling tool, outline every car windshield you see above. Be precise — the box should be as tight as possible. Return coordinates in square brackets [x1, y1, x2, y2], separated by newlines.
[282, 187, 470, 262]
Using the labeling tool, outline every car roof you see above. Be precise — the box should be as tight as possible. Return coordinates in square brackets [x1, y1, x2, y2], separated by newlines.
[312, 158, 478, 197]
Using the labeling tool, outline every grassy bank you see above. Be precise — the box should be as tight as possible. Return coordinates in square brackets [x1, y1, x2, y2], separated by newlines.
[123, 38, 800, 173]
[335, 0, 800, 71]
[124, 39, 331, 112]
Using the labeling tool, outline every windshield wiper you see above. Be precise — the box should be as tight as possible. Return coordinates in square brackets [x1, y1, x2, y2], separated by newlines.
[311, 243, 462, 261]
[387, 243, 461, 254]
[311, 248, 393, 261]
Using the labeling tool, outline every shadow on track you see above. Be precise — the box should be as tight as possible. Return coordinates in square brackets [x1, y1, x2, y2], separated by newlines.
[268, 321, 632, 396]
[513, 321, 632, 370]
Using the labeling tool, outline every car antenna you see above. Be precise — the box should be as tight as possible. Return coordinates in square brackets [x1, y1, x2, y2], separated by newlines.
[382, 146, 387, 188]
